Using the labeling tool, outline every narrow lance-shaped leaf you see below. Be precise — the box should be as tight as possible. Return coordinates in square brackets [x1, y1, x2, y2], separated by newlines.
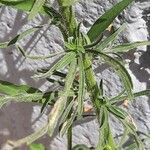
[99, 79, 104, 96]
[0, 93, 43, 108]
[17, 45, 64, 60]
[97, 23, 126, 51]
[126, 143, 137, 150]
[0, 42, 9, 48]
[72, 145, 90, 150]
[110, 89, 150, 104]
[107, 105, 128, 119]
[60, 109, 77, 136]
[0, 26, 41, 48]
[89, 50, 133, 100]
[43, 5, 63, 21]
[0, 0, 41, 12]
[8, 124, 49, 147]
[121, 119, 145, 150]
[117, 129, 129, 149]
[7, 58, 77, 147]
[59, 99, 74, 125]
[96, 107, 116, 150]
[34, 52, 76, 78]
[0, 80, 40, 96]
[48, 58, 77, 136]
[29, 143, 45, 150]
[0, 0, 47, 15]
[1, 0, 24, 1]
[110, 89, 126, 102]
[77, 55, 85, 118]
[111, 41, 150, 53]
[88, 0, 134, 42]
[62, 0, 78, 6]
[28, 0, 45, 20]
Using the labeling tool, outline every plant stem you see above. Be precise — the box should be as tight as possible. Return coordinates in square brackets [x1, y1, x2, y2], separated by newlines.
[83, 54, 102, 113]
[67, 125, 72, 150]
[57, 0, 77, 37]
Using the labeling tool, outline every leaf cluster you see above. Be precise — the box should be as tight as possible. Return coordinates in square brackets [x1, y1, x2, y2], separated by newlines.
[0, 0, 150, 149]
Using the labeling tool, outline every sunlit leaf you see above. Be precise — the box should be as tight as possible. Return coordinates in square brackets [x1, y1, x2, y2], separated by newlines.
[126, 143, 137, 150]
[0, 93, 43, 108]
[88, 0, 134, 42]
[43, 5, 62, 21]
[72, 144, 90, 150]
[0, 26, 41, 48]
[62, 0, 78, 7]
[60, 110, 77, 136]
[17, 45, 64, 60]
[59, 99, 74, 125]
[34, 52, 76, 78]
[117, 129, 128, 149]
[29, 143, 45, 150]
[28, 0, 46, 20]
[77, 55, 85, 118]
[111, 89, 150, 104]
[0, 0, 40, 12]
[0, 80, 40, 96]
[48, 58, 77, 136]
[121, 119, 145, 150]
[0, 42, 9, 48]
[88, 50, 133, 100]
[96, 107, 115, 150]
[107, 105, 128, 119]
[96, 23, 126, 51]
[111, 41, 150, 53]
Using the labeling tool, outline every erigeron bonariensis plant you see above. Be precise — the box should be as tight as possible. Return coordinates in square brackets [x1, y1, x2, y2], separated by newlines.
[0, 0, 150, 149]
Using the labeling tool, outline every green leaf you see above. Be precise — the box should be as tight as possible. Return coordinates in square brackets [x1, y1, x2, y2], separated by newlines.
[17, 45, 64, 60]
[40, 92, 58, 113]
[77, 55, 85, 118]
[99, 79, 104, 96]
[107, 105, 128, 119]
[48, 58, 77, 136]
[43, 5, 62, 21]
[0, 42, 9, 48]
[96, 107, 116, 150]
[133, 89, 150, 97]
[0, 26, 41, 48]
[28, 0, 45, 20]
[89, 50, 133, 100]
[34, 52, 76, 78]
[59, 99, 74, 125]
[121, 119, 145, 150]
[117, 129, 128, 149]
[62, 0, 78, 7]
[72, 144, 90, 150]
[29, 143, 45, 150]
[9, 26, 41, 45]
[60, 110, 77, 136]
[111, 41, 150, 53]
[110, 89, 126, 102]
[126, 143, 137, 150]
[0, 80, 40, 96]
[110, 89, 150, 104]
[88, 0, 134, 42]
[0, 0, 36, 12]
[1, 0, 25, 2]
[8, 124, 49, 147]
[0, 93, 43, 108]
[96, 24, 126, 51]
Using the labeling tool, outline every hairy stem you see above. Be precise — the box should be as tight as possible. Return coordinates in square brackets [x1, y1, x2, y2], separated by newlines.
[57, 0, 77, 36]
